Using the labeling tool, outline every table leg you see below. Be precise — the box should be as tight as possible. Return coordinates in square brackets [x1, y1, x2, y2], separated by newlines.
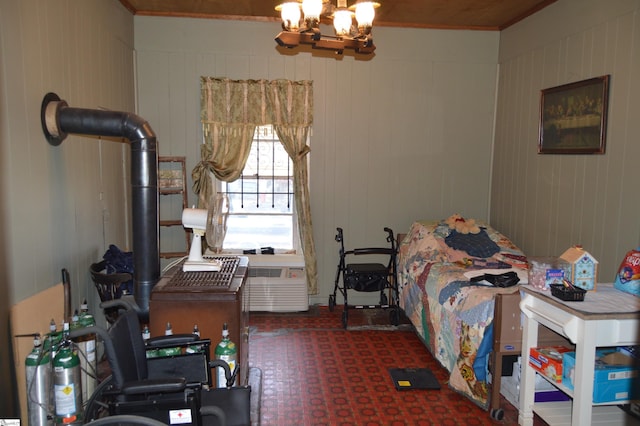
[518, 299, 539, 426]
[570, 320, 596, 426]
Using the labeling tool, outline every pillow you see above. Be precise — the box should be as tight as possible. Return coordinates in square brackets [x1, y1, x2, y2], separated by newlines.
[401, 221, 447, 264]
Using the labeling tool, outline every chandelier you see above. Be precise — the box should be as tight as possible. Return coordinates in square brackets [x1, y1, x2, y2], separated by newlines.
[275, 0, 381, 55]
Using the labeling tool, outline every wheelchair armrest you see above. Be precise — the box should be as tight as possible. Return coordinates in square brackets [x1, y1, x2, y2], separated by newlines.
[147, 334, 200, 349]
[209, 359, 237, 388]
[120, 377, 187, 395]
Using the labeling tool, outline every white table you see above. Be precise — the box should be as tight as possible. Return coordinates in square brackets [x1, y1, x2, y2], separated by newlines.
[518, 284, 640, 426]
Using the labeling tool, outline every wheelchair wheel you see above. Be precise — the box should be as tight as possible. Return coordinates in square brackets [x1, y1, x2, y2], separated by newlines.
[84, 375, 115, 422]
[85, 415, 167, 425]
[328, 294, 336, 311]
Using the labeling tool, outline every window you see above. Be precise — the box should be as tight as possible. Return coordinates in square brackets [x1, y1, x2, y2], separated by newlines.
[220, 125, 298, 252]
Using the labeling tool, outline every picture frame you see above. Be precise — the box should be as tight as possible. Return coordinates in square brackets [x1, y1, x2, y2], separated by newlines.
[538, 75, 610, 154]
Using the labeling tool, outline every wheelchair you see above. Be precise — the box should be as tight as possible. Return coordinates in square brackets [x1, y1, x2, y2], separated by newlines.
[70, 299, 250, 426]
[329, 227, 400, 328]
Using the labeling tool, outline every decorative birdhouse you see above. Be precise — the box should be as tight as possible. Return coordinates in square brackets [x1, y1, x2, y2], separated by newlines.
[560, 245, 598, 290]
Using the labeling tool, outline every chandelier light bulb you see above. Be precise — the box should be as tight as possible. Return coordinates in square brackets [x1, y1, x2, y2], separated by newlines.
[354, 1, 378, 29]
[333, 8, 353, 37]
[302, 0, 323, 22]
[279, 2, 302, 30]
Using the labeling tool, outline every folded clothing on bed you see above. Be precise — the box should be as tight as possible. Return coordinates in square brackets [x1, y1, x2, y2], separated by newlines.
[444, 228, 500, 258]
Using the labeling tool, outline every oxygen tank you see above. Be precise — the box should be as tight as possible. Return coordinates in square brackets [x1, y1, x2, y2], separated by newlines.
[214, 323, 237, 388]
[75, 301, 97, 403]
[186, 324, 202, 354]
[45, 319, 62, 360]
[53, 322, 82, 425]
[158, 322, 181, 357]
[25, 334, 53, 426]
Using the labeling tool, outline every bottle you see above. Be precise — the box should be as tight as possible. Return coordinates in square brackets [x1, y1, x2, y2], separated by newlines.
[143, 325, 159, 359]
[25, 334, 52, 426]
[158, 322, 181, 357]
[186, 324, 201, 354]
[45, 319, 61, 360]
[214, 323, 237, 388]
[142, 324, 151, 342]
[76, 301, 97, 403]
[53, 323, 82, 425]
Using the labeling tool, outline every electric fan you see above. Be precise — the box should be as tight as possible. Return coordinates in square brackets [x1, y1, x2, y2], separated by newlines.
[181, 194, 229, 272]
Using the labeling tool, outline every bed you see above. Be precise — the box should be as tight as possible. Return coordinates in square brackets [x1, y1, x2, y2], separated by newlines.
[397, 216, 528, 410]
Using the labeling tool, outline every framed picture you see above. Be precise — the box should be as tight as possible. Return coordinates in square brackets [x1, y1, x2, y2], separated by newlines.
[538, 75, 610, 154]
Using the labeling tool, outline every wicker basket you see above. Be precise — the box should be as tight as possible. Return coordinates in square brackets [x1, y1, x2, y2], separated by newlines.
[550, 284, 586, 302]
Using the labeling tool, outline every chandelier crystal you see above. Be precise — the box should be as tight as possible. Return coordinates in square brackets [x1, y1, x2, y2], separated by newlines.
[275, 0, 381, 55]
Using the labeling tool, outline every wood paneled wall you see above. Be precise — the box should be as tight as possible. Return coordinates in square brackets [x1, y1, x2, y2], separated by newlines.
[491, 0, 640, 281]
[0, 0, 135, 309]
[134, 18, 500, 302]
[1, 0, 135, 414]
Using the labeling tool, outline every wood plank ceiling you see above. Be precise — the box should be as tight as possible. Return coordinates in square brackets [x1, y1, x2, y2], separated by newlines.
[119, 0, 557, 31]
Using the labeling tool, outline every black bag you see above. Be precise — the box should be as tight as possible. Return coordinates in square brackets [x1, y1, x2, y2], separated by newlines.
[344, 263, 389, 292]
[469, 271, 520, 288]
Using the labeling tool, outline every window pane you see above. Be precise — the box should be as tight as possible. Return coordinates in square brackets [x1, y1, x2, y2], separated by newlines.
[223, 214, 293, 250]
[220, 125, 297, 251]
[226, 178, 293, 212]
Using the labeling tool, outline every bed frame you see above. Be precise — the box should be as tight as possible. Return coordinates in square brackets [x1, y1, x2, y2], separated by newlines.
[396, 233, 567, 419]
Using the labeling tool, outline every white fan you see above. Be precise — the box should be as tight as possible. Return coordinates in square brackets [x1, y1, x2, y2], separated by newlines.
[181, 194, 229, 272]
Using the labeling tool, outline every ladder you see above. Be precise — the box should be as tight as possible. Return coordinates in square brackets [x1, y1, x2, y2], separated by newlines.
[158, 156, 190, 258]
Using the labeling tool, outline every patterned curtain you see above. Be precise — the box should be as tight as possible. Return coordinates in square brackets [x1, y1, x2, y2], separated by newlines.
[194, 77, 318, 294]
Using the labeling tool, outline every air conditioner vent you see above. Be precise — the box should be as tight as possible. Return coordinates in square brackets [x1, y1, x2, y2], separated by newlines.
[245, 255, 308, 312]
[249, 267, 283, 278]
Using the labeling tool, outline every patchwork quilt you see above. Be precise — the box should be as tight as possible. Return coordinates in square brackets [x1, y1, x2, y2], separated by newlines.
[397, 219, 527, 408]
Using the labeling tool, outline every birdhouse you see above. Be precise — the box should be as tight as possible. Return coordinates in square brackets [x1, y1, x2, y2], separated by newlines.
[560, 245, 598, 290]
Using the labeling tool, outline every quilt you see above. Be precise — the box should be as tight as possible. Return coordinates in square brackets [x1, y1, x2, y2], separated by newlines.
[397, 218, 528, 408]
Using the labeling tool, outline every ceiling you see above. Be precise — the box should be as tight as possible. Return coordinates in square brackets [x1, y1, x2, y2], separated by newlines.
[119, 0, 557, 31]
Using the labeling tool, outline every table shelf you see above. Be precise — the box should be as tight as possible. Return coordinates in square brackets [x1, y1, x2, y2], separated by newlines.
[533, 401, 640, 426]
[518, 284, 640, 426]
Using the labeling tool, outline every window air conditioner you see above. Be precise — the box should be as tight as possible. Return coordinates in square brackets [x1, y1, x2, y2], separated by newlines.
[245, 254, 308, 312]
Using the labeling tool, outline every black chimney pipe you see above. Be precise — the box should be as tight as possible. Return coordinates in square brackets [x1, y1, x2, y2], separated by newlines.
[41, 92, 159, 319]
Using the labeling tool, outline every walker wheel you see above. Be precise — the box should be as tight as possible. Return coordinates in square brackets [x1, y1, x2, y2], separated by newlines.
[342, 310, 348, 329]
[490, 408, 504, 421]
[390, 308, 400, 326]
[380, 293, 388, 305]
[328, 294, 336, 311]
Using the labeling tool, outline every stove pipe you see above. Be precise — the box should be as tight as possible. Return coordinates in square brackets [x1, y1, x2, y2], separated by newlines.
[41, 93, 159, 319]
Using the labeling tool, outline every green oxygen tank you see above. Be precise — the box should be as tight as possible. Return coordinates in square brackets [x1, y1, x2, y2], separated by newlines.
[158, 322, 182, 357]
[214, 323, 237, 388]
[53, 323, 82, 425]
[76, 301, 97, 403]
[142, 325, 159, 359]
[45, 319, 62, 360]
[142, 324, 151, 342]
[25, 333, 53, 426]
[186, 324, 202, 354]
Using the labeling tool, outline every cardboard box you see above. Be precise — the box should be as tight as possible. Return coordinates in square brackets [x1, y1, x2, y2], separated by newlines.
[562, 349, 640, 403]
[529, 346, 573, 382]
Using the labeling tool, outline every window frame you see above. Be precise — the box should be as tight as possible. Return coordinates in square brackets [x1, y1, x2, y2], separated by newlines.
[216, 125, 301, 254]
